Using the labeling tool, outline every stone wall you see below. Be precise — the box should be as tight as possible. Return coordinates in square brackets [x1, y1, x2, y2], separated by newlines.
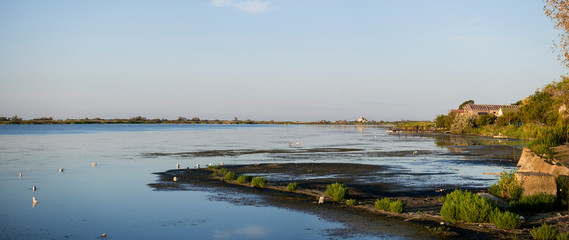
[517, 148, 569, 178]
[516, 148, 569, 197]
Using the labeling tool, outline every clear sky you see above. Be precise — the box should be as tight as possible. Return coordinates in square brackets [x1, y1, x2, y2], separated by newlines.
[0, 0, 567, 121]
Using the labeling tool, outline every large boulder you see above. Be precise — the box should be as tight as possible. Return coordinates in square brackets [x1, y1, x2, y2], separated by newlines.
[517, 148, 569, 178]
[514, 172, 557, 197]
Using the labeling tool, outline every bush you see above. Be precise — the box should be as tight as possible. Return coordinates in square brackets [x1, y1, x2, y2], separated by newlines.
[508, 193, 557, 212]
[558, 232, 569, 240]
[237, 175, 252, 184]
[325, 182, 349, 201]
[441, 189, 496, 223]
[225, 171, 237, 180]
[476, 114, 497, 127]
[251, 177, 267, 188]
[375, 198, 391, 211]
[286, 182, 298, 192]
[489, 209, 521, 229]
[374, 198, 405, 213]
[389, 200, 406, 213]
[489, 170, 522, 201]
[530, 223, 559, 240]
[219, 168, 228, 175]
[450, 113, 477, 134]
[345, 199, 356, 206]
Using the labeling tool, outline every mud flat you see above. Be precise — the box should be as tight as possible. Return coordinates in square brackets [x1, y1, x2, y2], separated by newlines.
[149, 162, 568, 239]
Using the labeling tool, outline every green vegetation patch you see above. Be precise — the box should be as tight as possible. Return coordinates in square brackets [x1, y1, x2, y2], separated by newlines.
[530, 223, 559, 240]
[508, 193, 557, 213]
[325, 182, 350, 201]
[345, 199, 356, 206]
[374, 198, 406, 213]
[286, 182, 298, 192]
[488, 170, 522, 201]
[225, 171, 237, 181]
[440, 189, 495, 223]
[489, 209, 521, 230]
[251, 176, 267, 188]
[236, 175, 252, 184]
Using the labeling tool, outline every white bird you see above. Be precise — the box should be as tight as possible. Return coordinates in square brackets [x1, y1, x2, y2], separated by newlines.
[19, 172, 22, 178]
[208, 163, 212, 166]
[196, 164, 200, 168]
[173, 176, 177, 182]
[176, 163, 180, 169]
[101, 233, 107, 238]
[59, 168, 64, 172]
[220, 162, 224, 166]
[288, 142, 293, 147]
[91, 162, 97, 167]
[413, 151, 418, 155]
[33, 186, 36, 192]
[295, 142, 300, 147]
[33, 197, 38, 207]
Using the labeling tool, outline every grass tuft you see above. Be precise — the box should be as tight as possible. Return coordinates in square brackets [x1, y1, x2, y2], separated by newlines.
[251, 176, 267, 188]
[345, 199, 356, 206]
[530, 223, 559, 240]
[489, 209, 521, 229]
[325, 182, 349, 201]
[286, 182, 298, 192]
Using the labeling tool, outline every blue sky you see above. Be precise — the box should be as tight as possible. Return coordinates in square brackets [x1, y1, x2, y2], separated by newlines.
[0, 0, 567, 121]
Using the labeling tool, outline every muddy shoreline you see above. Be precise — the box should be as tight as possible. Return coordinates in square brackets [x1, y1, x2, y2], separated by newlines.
[148, 161, 569, 239]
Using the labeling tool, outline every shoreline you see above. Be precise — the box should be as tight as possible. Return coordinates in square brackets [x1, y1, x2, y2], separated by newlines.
[149, 162, 568, 239]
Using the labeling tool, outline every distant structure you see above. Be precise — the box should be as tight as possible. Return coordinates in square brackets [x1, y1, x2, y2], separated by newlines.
[460, 104, 519, 117]
[355, 116, 368, 123]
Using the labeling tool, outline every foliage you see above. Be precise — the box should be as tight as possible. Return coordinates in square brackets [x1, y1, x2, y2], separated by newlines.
[558, 232, 569, 240]
[459, 100, 475, 110]
[440, 189, 496, 223]
[435, 114, 454, 129]
[527, 124, 569, 159]
[530, 223, 559, 240]
[438, 196, 445, 203]
[219, 168, 228, 175]
[286, 182, 298, 192]
[489, 209, 521, 229]
[345, 199, 356, 206]
[508, 194, 557, 213]
[450, 113, 477, 134]
[207, 165, 221, 170]
[225, 171, 237, 180]
[325, 182, 350, 201]
[374, 198, 406, 213]
[476, 114, 497, 127]
[544, 0, 569, 68]
[375, 198, 391, 211]
[488, 170, 523, 201]
[389, 200, 406, 213]
[237, 175, 252, 184]
[425, 226, 449, 235]
[251, 177, 267, 188]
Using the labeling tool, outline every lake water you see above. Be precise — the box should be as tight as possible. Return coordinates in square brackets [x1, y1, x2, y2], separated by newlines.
[0, 124, 522, 239]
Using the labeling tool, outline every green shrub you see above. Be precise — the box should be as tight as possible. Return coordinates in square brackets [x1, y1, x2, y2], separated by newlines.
[286, 182, 298, 192]
[237, 175, 252, 184]
[325, 182, 349, 201]
[224, 171, 237, 180]
[219, 168, 228, 175]
[425, 226, 449, 235]
[438, 196, 445, 203]
[345, 199, 356, 206]
[375, 198, 391, 211]
[389, 200, 406, 213]
[489, 170, 522, 201]
[489, 209, 521, 229]
[207, 165, 221, 169]
[530, 223, 559, 240]
[251, 177, 267, 188]
[440, 189, 495, 223]
[508, 193, 557, 212]
[558, 232, 569, 240]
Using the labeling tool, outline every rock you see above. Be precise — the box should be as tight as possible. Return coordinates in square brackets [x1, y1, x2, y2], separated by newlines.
[514, 172, 557, 197]
[478, 193, 508, 209]
[518, 148, 569, 178]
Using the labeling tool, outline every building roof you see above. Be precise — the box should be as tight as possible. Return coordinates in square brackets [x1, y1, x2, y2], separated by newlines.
[463, 104, 519, 112]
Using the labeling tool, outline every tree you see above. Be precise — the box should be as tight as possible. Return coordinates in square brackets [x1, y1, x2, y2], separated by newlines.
[458, 100, 475, 110]
[544, 0, 569, 68]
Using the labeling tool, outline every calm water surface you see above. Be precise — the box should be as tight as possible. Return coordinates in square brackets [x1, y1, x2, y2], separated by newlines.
[0, 124, 522, 239]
